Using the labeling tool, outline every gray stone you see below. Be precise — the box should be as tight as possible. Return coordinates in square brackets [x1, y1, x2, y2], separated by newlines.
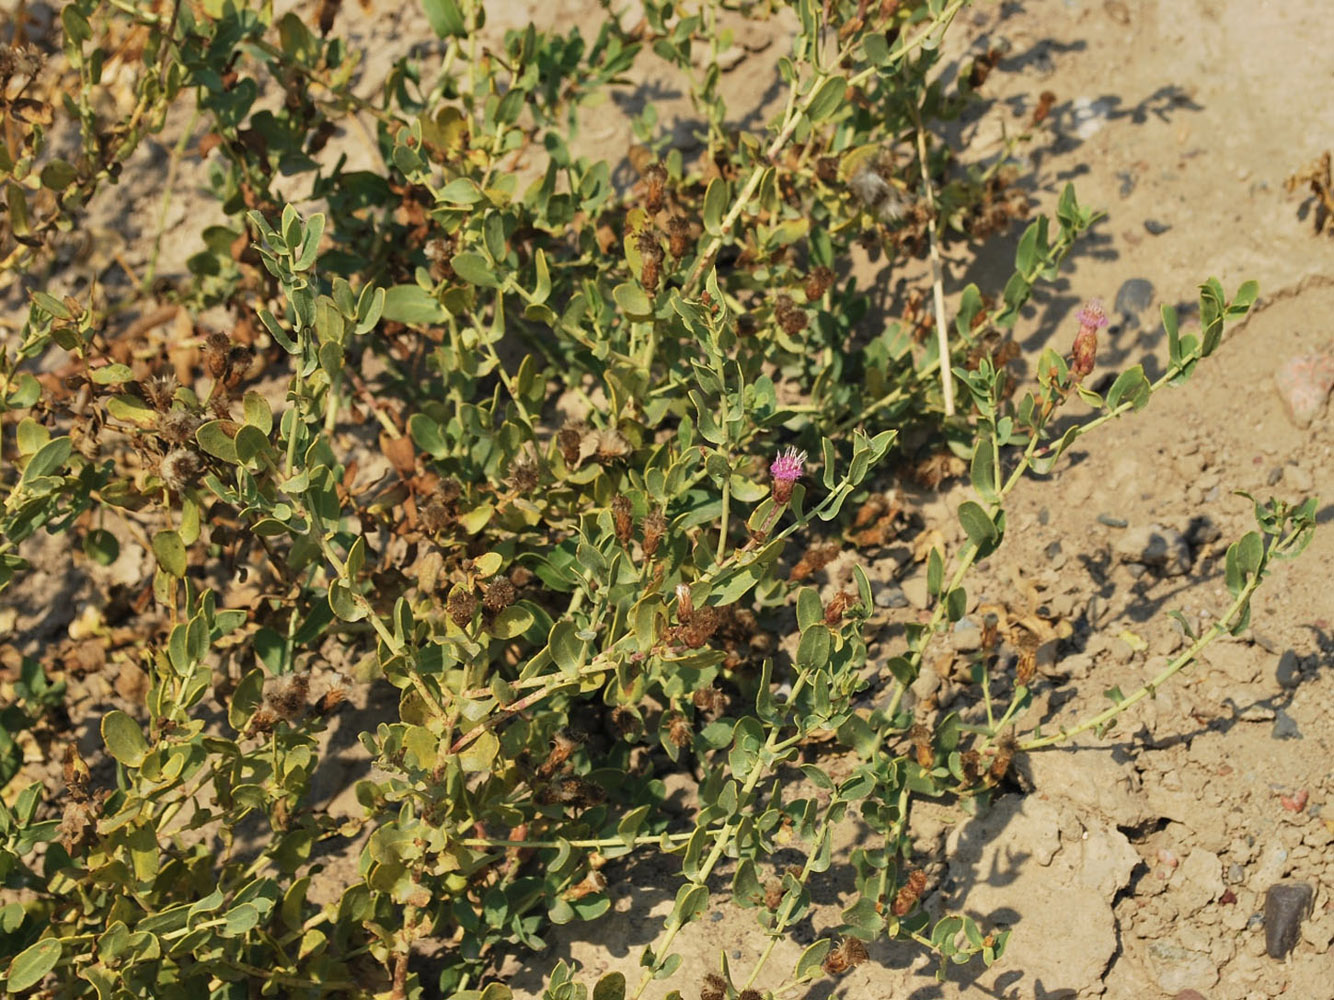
[872, 582, 907, 608]
[1144, 218, 1172, 235]
[1114, 277, 1155, 319]
[1264, 881, 1314, 958]
[1272, 709, 1303, 740]
[1275, 650, 1303, 688]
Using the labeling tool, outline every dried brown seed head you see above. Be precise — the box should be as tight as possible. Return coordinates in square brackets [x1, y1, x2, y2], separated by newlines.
[989, 732, 1018, 783]
[610, 705, 641, 739]
[643, 163, 667, 213]
[558, 424, 584, 466]
[691, 686, 727, 716]
[666, 711, 692, 748]
[642, 507, 667, 558]
[267, 673, 310, 721]
[675, 583, 694, 623]
[804, 266, 835, 302]
[157, 408, 199, 444]
[960, 749, 982, 786]
[892, 869, 927, 916]
[667, 215, 692, 258]
[160, 448, 203, 492]
[909, 723, 934, 769]
[447, 588, 478, 628]
[483, 578, 515, 612]
[142, 373, 180, 412]
[204, 331, 232, 379]
[538, 729, 579, 778]
[822, 936, 870, 975]
[700, 973, 727, 1000]
[824, 590, 854, 626]
[509, 460, 539, 493]
[682, 606, 720, 648]
[420, 497, 452, 533]
[612, 494, 634, 545]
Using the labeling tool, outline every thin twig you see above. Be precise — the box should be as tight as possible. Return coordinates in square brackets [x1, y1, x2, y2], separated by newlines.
[913, 112, 955, 416]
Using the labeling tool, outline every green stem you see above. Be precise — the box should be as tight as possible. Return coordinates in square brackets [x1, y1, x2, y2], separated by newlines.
[1020, 572, 1259, 750]
[716, 474, 730, 564]
[628, 725, 807, 1000]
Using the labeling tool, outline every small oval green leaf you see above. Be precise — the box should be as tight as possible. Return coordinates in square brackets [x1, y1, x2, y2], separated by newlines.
[6, 937, 61, 992]
[102, 710, 149, 767]
[152, 529, 187, 577]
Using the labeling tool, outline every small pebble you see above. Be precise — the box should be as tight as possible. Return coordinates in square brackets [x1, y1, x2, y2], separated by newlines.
[1273, 345, 1334, 428]
[1117, 171, 1137, 197]
[1228, 864, 1246, 885]
[873, 583, 908, 609]
[1264, 881, 1314, 958]
[1114, 277, 1155, 319]
[1271, 710, 1302, 741]
[1098, 513, 1129, 528]
[1144, 218, 1172, 235]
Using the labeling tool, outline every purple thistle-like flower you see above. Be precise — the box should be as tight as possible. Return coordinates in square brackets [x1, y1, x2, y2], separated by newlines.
[1071, 298, 1106, 382]
[770, 447, 806, 504]
[1076, 298, 1109, 330]
[770, 447, 806, 482]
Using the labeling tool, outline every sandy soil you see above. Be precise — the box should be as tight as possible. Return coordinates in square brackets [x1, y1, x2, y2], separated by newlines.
[4, 1, 1334, 999]
[504, 2, 1334, 998]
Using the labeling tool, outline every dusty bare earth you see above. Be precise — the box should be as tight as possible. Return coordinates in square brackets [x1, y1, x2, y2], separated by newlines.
[4, 1, 1334, 999]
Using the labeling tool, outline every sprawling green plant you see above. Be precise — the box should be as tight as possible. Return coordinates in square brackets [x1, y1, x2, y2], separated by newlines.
[0, 1, 1316, 998]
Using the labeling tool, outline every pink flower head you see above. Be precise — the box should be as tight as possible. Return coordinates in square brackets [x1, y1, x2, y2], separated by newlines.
[1070, 298, 1106, 382]
[1076, 299, 1108, 331]
[770, 447, 806, 504]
